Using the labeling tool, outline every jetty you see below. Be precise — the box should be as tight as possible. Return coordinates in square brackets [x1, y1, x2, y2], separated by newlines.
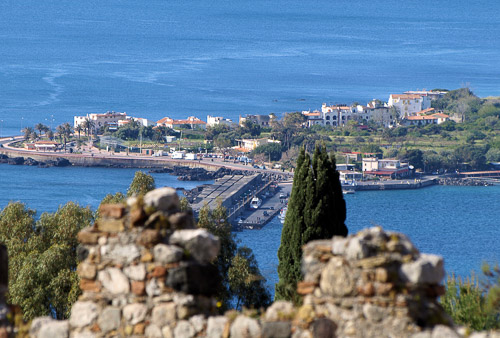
[189, 173, 292, 230]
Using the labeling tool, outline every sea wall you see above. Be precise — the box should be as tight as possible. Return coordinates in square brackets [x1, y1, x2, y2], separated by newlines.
[0, 148, 223, 170]
[0, 186, 495, 337]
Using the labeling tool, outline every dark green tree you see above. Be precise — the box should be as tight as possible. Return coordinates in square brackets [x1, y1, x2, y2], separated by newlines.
[275, 147, 309, 302]
[276, 146, 348, 302]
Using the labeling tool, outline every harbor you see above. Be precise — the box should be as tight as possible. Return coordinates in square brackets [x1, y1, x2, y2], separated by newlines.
[189, 173, 292, 230]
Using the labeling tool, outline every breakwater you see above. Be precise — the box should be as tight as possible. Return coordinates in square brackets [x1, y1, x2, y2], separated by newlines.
[346, 178, 437, 191]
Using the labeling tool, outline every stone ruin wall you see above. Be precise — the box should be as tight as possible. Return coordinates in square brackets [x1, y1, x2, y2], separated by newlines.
[0, 186, 497, 337]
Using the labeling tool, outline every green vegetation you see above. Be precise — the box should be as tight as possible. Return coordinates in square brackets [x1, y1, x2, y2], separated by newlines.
[197, 200, 270, 311]
[275, 146, 347, 302]
[440, 263, 500, 331]
[126, 171, 156, 197]
[0, 202, 93, 320]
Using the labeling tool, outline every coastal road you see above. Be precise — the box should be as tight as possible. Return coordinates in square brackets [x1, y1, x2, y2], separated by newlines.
[0, 136, 294, 178]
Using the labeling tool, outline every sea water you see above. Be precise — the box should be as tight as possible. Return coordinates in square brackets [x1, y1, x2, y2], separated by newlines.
[1, 0, 500, 135]
[1, 164, 498, 298]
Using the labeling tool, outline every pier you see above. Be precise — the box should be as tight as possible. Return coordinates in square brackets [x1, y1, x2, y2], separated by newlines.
[189, 173, 292, 230]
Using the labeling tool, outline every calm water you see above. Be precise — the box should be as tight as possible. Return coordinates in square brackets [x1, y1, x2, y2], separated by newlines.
[1, 0, 500, 135]
[1, 164, 498, 298]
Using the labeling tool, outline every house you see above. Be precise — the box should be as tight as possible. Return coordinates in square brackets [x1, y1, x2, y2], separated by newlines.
[74, 112, 127, 131]
[25, 141, 60, 152]
[388, 94, 431, 118]
[207, 115, 235, 128]
[302, 110, 323, 127]
[118, 117, 156, 128]
[321, 104, 356, 127]
[157, 116, 207, 130]
[239, 114, 274, 127]
[362, 158, 410, 178]
[338, 170, 363, 184]
[400, 109, 450, 126]
[357, 100, 394, 127]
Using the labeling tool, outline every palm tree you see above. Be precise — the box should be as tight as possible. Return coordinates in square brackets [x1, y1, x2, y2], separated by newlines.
[35, 123, 45, 139]
[82, 118, 95, 139]
[23, 127, 34, 141]
[75, 125, 83, 140]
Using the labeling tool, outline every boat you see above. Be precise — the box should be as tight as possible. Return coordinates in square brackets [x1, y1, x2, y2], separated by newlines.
[279, 206, 287, 224]
[249, 197, 262, 209]
[342, 189, 355, 195]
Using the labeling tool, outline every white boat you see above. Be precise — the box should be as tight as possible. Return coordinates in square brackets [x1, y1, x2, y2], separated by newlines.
[279, 206, 287, 224]
[250, 197, 262, 209]
[342, 189, 355, 195]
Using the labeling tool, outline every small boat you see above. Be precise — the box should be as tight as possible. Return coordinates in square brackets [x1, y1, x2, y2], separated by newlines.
[342, 189, 355, 195]
[250, 197, 262, 209]
[279, 206, 287, 224]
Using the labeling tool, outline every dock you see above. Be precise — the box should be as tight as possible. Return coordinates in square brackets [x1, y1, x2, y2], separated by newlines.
[189, 173, 292, 230]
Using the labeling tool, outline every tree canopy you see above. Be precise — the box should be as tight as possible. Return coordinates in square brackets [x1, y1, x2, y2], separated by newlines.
[0, 202, 93, 320]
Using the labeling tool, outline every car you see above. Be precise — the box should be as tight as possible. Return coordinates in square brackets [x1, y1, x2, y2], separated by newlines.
[279, 193, 286, 199]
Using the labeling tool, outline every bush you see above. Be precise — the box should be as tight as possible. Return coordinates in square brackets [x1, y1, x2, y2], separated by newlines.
[440, 264, 500, 331]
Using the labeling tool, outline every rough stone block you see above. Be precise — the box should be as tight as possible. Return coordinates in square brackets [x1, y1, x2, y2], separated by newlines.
[311, 318, 337, 338]
[151, 302, 177, 327]
[123, 303, 148, 325]
[95, 219, 125, 233]
[102, 243, 140, 264]
[131, 281, 146, 296]
[77, 262, 97, 280]
[166, 263, 220, 296]
[153, 244, 183, 264]
[174, 320, 195, 338]
[98, 268, 130, 294]
[169, 229, 220, 264]
[345, 237, 369, 260]
[265, 301, 295, 322]
[69, 301, 98, 328]
[230, 316, 261, 338]
[137, 229, 162, 247]
[168, 212, 195, 229]
[98, 307, 121, 333]
[80, 279, 102, 293]
[206, 316, 228, 338]
[399, 254, 444, 284]
[320, 259, 354, 297]
[262, 321, 291, 338]
[144, 187, 179, 212]
[99, 204, 125, 219]
[124, 263, 147, 281]
[38, 320, 69, 338]
[78, 230, 99, 244]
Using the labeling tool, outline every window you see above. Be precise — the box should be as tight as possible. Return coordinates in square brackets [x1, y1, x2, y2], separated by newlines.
[326, 116, 330, 120]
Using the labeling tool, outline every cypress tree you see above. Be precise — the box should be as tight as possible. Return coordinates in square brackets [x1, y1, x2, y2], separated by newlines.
[275, 147, 309, 302]
[276, 146, 348, 302]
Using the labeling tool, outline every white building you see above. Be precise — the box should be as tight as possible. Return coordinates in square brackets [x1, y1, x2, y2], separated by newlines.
[388, 94, 431, 118]
[362, 158, 410, 178]
[74, 111, 127, 131]
[356, 100, 394, 127]
[404, 90, 447, 101]
[321, 104, 356, 127]
[207, 115, 235, 128]
[236, 138, 281, 152]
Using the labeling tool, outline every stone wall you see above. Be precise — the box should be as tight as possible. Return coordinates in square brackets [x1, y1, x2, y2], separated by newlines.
[17, 187, 500, 337]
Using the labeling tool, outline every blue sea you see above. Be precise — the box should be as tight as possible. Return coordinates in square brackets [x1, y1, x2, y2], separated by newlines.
[1, 164, 498, 298]
[1, 0, 500, 135]
[1, 0, 499, 298]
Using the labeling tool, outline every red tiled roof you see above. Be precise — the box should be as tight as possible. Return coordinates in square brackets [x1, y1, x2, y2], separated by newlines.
[391, 94, 422, 100]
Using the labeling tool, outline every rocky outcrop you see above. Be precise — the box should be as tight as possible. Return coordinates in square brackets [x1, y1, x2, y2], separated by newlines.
[438, 178, 492, 186]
